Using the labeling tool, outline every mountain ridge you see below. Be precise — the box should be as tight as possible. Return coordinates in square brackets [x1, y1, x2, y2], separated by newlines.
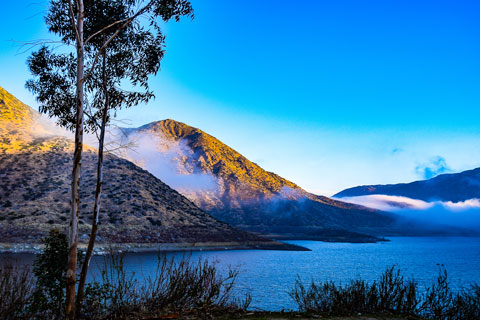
[121, 119, 397, 241]
[136, 119, 302, 198]
[334, 168, 480, 202]
[0, 86, 302, 250]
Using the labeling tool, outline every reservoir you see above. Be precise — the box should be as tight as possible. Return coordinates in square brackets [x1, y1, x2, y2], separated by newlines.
[2, 236, 480, 311]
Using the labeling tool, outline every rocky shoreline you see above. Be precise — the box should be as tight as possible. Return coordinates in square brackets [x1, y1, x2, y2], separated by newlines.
[0, 240, 309, 255]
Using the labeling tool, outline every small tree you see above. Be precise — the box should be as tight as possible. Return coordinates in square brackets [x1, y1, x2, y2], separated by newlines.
[30, 229, 68, 319]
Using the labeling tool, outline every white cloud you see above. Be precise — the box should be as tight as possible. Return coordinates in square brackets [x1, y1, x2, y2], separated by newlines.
[337, 195, 432, 211]
[336, 194, 480, 230]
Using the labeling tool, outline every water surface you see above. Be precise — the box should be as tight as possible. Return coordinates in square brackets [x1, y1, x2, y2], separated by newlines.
[2, 237, 480, 311]
[92, 237, 480, 310]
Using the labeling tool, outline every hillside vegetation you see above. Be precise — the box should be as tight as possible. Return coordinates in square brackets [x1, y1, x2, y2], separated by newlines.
[0, 86, 294, 248]
[126, 119, 396, 241]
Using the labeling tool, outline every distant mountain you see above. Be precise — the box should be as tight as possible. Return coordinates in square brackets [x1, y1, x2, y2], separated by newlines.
[334, 168, 480, 202]
[119, 119, 397, 241]
[0, 86, 298, 250]
[333, 170, 480, 235]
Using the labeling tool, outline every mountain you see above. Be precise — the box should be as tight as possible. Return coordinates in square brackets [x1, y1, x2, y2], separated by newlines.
[0, 86, 77, 154]
[0, 86, 301, 250]
[333, 170, 480, 235]
[334, 168, 480, 202]
[119, 119, 396, 241]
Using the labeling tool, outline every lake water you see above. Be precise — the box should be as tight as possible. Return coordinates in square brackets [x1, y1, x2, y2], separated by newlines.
[2, 237, 480, 311]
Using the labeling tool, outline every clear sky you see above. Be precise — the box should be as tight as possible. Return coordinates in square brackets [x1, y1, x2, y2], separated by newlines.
[1, 0, 479, 196]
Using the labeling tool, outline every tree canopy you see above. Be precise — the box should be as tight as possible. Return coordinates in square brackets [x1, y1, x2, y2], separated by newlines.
[27, 0, 193, 132]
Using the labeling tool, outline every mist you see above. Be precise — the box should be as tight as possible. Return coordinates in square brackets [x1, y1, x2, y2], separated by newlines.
[31, 112, 73, 140]
[108, 128, 218, 193]
[337, 194, 480, 231]
[27, 112, 219, 193]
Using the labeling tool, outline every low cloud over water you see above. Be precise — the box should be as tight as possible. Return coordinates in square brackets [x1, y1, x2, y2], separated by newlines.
[337, 194, 480, 231]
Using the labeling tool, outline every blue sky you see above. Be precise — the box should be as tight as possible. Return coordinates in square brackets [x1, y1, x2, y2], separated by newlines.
[1, 0, 480, 195]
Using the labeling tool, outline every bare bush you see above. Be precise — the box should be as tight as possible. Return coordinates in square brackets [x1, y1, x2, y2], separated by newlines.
[0, 262, 34, 319]
[80, 253, 250, 319]
[290, 265, 479, 319]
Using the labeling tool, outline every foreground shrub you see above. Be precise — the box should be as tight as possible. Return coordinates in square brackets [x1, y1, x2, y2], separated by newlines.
[420, 268, 453, 319]
[80, 253, 138, 318]
[290, 266, 480, 320]
[290, 266, 419, 316]
[420, 270, 480, 320]
[0, 262, 34, 319]
[452, 284, 480, 319]
[0, 229, 68, 319]
[141, 254, 246, 312]
[80, 253, 250, 319]
[30, 229, 68, 319]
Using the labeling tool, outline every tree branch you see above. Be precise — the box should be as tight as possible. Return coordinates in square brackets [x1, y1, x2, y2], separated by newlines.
[85, 18, 129, 45]
[12, 39, 69, 55]
[83, 108, 101, 130]
[68, 0, 80, 44]
[84, 0, 156, 81]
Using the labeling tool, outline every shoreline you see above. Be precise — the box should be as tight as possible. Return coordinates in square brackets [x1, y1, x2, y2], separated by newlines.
[0, 240, 310, 255]
[264, 233, 390, 243]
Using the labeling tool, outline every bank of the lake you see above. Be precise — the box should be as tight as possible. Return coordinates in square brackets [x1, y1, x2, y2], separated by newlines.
[0, 240, 309, 254]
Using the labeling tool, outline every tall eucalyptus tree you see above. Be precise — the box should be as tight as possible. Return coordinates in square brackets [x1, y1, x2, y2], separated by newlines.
[26, 1, 193, 318]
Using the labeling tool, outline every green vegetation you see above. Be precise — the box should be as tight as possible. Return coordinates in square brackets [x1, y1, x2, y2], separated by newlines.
[290, 266, 480, 319]
[30, 229, 68, 318]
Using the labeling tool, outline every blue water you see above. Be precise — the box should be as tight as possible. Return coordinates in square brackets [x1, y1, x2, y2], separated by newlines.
[2, 237, 480, 311]
[91, 237, 480, 310]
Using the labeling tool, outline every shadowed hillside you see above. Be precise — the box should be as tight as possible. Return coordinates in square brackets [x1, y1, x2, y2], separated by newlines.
[120, 119, 397, 241]
[0, 86, 300, 250]
[0, 151, 279, 246]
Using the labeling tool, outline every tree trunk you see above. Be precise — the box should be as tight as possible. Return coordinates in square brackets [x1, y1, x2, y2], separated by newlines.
[66, 1, 85, 319]
[76, 48, 109, 311]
